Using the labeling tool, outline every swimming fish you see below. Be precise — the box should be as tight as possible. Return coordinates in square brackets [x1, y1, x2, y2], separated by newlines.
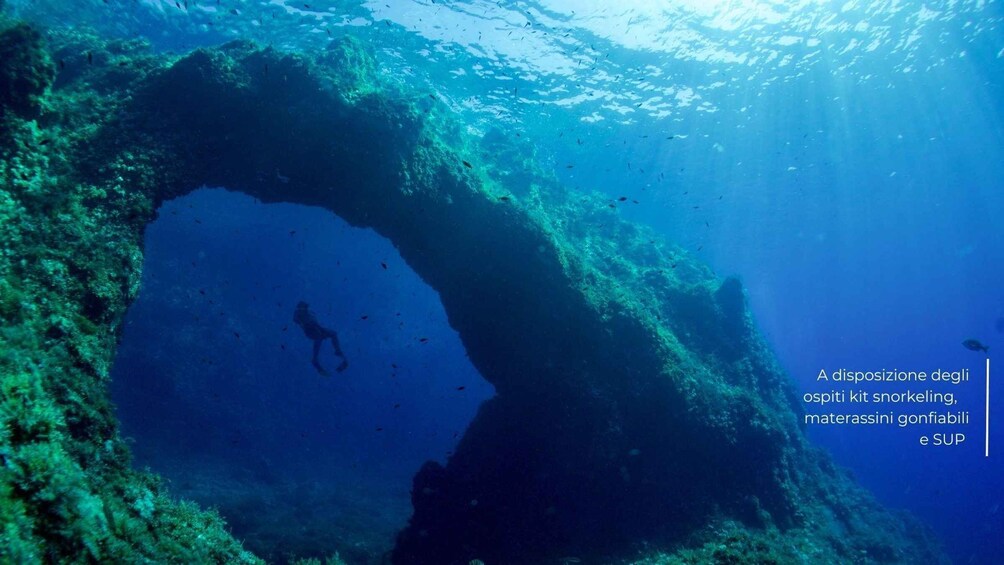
[962, 339, 988, 353]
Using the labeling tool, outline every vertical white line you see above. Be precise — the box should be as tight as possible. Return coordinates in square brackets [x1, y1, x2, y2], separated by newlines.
[987, 357, 991, 458]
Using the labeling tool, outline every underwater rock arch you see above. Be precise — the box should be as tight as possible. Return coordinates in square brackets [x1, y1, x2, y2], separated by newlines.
[0, 23, 943, 564]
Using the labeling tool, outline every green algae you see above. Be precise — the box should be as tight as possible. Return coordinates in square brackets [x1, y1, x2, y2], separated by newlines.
[0, 20, 261, 564]
[291, 554, 350, 565]
[0, 22, 53, 119]
[0, 14, 947, 564]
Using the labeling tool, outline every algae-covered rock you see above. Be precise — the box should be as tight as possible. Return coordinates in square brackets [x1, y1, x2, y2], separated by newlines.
[318, 35, 381, 102]
[0, 23, 54, 119]
[0, 21, 262, 565]
[0, 15, 947, 565]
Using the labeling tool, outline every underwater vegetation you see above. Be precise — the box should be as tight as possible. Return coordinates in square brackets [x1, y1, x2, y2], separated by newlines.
[0, 9, 947, 565]
[0, 22, 52, 120]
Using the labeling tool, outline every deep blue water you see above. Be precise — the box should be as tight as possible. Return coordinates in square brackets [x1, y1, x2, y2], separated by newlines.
[12, 0, 1003, 562]
[111, 189, 493, 560]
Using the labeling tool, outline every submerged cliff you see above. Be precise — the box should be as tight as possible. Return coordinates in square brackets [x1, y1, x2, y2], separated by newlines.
[0, 16, 944, 565]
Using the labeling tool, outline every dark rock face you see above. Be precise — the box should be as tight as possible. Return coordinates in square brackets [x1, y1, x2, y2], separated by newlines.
[0, 23, 54, 119]
[1, 22, 946, 565]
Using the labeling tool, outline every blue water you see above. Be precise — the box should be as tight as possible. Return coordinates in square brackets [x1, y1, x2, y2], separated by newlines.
[13, 0, 1003, 562]
[110, 188, 493, 560]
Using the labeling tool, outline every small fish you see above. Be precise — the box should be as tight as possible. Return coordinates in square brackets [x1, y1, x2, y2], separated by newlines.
[462, 160, 473, 168]
[618, 196, 627, 201]
[361, 315, 369, 320]
[498, 196, 511, 202]
[962, 339, 989, 353]
[375, 427, 384, 432]
[87, 52, 93, 64]
[380, 261, 388, 270]
[456, 386, 465, 391]
[419, 337, 429, 343]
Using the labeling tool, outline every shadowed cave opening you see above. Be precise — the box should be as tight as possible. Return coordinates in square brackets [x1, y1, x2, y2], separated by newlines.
[110, 188, 494, 563]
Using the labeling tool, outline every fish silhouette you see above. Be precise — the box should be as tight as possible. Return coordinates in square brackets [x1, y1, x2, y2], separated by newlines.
[962, 339, 988, 353]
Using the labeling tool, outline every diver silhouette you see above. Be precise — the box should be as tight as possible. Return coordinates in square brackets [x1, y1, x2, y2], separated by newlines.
[293, 301, 348, 376]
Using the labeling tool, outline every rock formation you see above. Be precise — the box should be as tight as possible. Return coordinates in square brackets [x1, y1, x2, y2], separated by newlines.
[0, 18, 944, 564]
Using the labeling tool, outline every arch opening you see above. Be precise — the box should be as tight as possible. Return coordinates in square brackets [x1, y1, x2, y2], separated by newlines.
[111, 188, 493, 563]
